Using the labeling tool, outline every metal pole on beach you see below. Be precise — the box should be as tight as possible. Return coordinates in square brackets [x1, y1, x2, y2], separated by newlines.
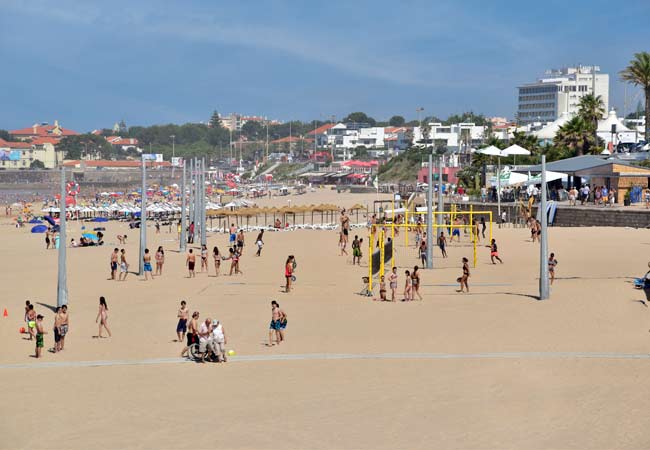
[180, 159, 186, 252]
[497, 158, 502, 226]
[57, 167, 68, 307]
[426, 153, 433, 269]
[201, 158, 207, 247]
[437, 155, 444, 226]
[138, 155, 147, 276]
[539, 155, 549, 300]
[188, 159, 194, 242]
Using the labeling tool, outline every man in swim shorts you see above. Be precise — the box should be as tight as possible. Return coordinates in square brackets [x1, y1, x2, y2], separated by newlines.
[110, 248, 119, 280]
[186, 249, 196, 278]
[176, 300, 188, 342]
[35, 314, 46, 358]
[143, 248, 153, 280]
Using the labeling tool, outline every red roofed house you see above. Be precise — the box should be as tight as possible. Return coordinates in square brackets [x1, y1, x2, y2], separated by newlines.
[0, 137, 64, 169]
[9, 120, 79, 141]
[306, 123, 335, 147]
[105, 136, 141, 152]
[270, 135, 314, 153]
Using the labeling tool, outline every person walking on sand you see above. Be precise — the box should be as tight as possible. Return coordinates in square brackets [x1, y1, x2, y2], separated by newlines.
[95, 297, 111, 338]
[419, 239, 427, 267]
[155, 246, 165, 276]
[488, 239, 503, 264]
[268, 300, 287, 346]
[212, 246, 221, 276]
[176, 300, 189, 342]
[438, 231, 448, 258]
[229, 223, 237, 246]
[412, 266, 423, 300]
[119, 249, 129, 281]
[284, 255, 294, 293]
[457, 257, 470, 293]
[548, 252, 558, 285]
[110, 248, 119, 280]
[236, 229, 245, 255]
[180, 311, 200, 358]
[186, 249, 196, 278]
[34, 314, 46, 358]
[389, 266, 398, 302]
[200, 244, 208, 272]
[143, 248, 153, 280]
[255, 230, 264, 257]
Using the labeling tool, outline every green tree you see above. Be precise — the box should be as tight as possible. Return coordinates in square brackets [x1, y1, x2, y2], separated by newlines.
[353, 145, 369, 160]
[554, 116, 594, 156]
[241, 121, 264, 141]
[444, 111, 488, 126]
[58, 134, 117, 159]
[209, 110, 222, 128]
[620, 51, 650, 141]
[577, 94, 605, 134]
[30, 159, 45, 169]
[343, 112, 376, 126]
[388, 115, 405, 126]
[0, 129, 12, 141]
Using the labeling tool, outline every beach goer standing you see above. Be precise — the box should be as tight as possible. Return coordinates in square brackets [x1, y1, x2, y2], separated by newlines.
[34, 314, 46, 358]
[438, 232, 448, 258]
[255, 230, 264, 257]
[200, 245, 208, 272]
[188, 221, 195, 244]
[27, 304, 37, 340]
[352, 235, 361, 265]
[236, 230, 245, 255]
[53, 307, 62, 353]
[143, 248, 153, 281]
[419, 240, 427, 267]
[24, 300, 32, 335]
[212, 246, 221, 276]
[480, 217, 486, 239]
[155, 220, 160, 234]
[155, 246, 165, 276]
[45, 229, 51, 249]
[180, 311, 200, 358]
[284, 255, 294, 293]
[95, 296, 111, 338]
[403, 270, 412, 301]
[229, 224, 237, 246]
[389, 267, 398, 302]
[211, 319, 227, 362]
[548, 253, 558, 285]
[110, 248, 119, 280]
[198, 318, 214, 362]
[268, 300, 287, 346]
[176, 300, 188, 342]
[119, 249, 129, 281]
[186, 249, 196, 278]
[412, 266, 422, 300]
[645, 188, 650, 209]
[58, 305, 68, 351]
[374, 275, 387, 301]
[489, 239, 503, 264]
[457, 257, 470, 293]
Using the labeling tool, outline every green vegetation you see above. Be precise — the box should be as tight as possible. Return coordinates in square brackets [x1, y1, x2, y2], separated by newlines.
[620, 52, 650, 141]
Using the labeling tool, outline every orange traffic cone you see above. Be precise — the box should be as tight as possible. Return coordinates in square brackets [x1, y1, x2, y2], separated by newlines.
[3, 308, 7, 317]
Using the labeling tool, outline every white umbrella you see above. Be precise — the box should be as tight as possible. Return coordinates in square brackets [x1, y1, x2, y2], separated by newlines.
[502, 144, 530, 156]
[476, 145, 503, 156]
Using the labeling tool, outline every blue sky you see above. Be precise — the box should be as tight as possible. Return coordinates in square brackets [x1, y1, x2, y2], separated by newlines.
[0, 0, 648, 131]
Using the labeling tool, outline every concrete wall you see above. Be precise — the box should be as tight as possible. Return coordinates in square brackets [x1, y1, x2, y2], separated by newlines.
[457, 201, 650, 228]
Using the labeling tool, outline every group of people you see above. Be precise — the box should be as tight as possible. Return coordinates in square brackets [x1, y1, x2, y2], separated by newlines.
[23, 300, 70, 358]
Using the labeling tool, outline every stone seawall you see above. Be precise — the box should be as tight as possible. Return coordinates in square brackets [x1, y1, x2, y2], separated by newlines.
[456, 201, 650, 228]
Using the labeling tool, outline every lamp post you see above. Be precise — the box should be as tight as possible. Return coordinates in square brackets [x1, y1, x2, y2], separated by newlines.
[57, 166, 68, 307]
[539, 155, 549, 300]
[138, 154, 147, 275]
[170, 134, 176, 178]
[426, 153, 433, 269]
[180, 159, 186, 252]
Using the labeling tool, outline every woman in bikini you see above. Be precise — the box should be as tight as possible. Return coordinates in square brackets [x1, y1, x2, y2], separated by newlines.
[95, 296, 112, 338]
[389, 267, 398, 302]
[403, 269, 412, 301]
[212, 246, 221, 276]
[411, 266, 422, 300]
[200, 245, 208, 272]
[284, 255, 294, 293]
[155, 246, 165, 276]
[457, 257, 470, 293]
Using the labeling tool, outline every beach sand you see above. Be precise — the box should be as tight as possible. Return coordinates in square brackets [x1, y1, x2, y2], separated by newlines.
[1, 190, 650, 449]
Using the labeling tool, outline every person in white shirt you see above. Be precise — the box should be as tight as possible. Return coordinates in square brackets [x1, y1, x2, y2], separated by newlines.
[198, 318, 214, 362]
[211, 319, 227, 362]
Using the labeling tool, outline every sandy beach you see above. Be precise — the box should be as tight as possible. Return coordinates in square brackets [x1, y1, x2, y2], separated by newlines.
[2, 190, 650, 449]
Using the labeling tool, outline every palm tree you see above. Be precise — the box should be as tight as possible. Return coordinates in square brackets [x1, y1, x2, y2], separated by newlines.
[554, 116, 593, 156]
[578, 94, 605, 130]
[620, 52, 650, 142]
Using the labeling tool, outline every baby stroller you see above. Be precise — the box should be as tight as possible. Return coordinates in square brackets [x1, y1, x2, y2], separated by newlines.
[359, 276, 373, 297]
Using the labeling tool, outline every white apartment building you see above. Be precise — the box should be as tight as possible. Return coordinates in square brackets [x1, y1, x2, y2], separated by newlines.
[517, 66, 609, 125]
[413, 123, 486, 150]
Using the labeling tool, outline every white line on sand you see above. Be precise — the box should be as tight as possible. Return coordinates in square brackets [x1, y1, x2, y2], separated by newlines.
[2, 352, 650, 370]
